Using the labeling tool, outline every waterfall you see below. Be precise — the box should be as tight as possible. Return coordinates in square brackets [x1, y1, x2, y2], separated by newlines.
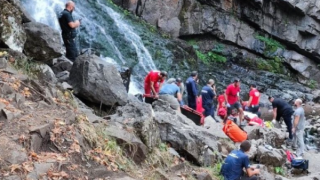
[21, 0, 158, 95]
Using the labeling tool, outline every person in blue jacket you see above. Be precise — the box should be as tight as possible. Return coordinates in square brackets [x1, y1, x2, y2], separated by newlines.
[186, 71, 198, 110]
[201, 79, 217, 120]
[221, 141, 260, 180]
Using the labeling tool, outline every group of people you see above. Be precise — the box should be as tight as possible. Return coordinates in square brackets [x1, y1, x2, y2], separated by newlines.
[144, 70, 306, 180]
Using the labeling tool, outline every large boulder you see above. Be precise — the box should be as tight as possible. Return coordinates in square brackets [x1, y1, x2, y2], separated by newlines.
[246, 126, 286, 148]
[23, 22, 63, 62]
[152, 100, 224, 166]
[0, 0, 26, 52]
[256, 146, 286, 167]
[69, 54, 128, 106]
[109, 94, 159, 150]
[105, 125, 148, 164]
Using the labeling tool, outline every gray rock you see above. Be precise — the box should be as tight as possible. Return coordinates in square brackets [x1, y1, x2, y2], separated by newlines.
[7, 0, 35, 23]
[34, 162, 54, 176]
[51, 59, 73, 74]
[0, 84, 15, 95]
[252, 164, 274, 180]
[0, 137, 27, 164]
[246, 126, 286, 148]
[23, 22, 63, 62]
[105, 125, 148, 164]
[69, 54, 128, 106]
[29, 123, 53, 138]
[35, 64, 58, 84]
[257, 146, 286, 166]
[0, 0, 26, 52]
[61, 82, 73, 90]
[30, 133, 43, 152]
[110, 94, 159, 150]
[0, 57, 7, 69]
[193, 172, 212, 180]
[56, 71, 70, 82]
[3, 175, 22, 180]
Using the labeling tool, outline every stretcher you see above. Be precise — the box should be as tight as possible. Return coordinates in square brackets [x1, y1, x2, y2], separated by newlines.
[181, 105, 204, 126]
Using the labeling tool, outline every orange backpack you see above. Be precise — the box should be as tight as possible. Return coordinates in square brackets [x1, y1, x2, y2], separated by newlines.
[222, 119, 247, 142]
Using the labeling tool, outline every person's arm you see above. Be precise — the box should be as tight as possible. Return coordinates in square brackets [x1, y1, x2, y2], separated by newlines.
[246, 167, 260, 177]
[65, 13, 80, 28]
[272, 108, 277, 120]
[292, 112, 300, 134]
[159, 82, 164, 91]
[68, 20, 80, 28]
[192, 81, 197, 97]
[177, 92, 182, 102]
[150, 81, 157, 96]
[248, 96, 253, 107]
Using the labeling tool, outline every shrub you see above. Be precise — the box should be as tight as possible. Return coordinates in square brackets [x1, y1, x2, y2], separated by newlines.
[255, 35, 285, 56]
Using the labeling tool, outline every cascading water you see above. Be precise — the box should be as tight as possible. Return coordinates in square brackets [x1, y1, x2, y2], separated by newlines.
[21, 0, 158, 95]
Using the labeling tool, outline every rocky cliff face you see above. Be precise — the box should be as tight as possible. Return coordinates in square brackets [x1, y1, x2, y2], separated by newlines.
[116, 0, 320, 104]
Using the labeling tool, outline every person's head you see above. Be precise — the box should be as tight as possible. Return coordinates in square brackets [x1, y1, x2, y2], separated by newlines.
[220, 90, 226, 95]
[233, 78, 240, 87]
[160, 71, 167, 80]
[176, 77, 182, 86]
[294, 98, 302, 107]
[191, 71, 198, 79]
[207, 79, 215, 87]
[268, 96, 274, 103]
[66, 1, 76, 12]
[240, 140, 251, 153]
[250, 84, 256, 90]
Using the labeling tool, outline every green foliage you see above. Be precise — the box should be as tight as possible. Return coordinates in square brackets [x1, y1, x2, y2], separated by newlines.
[196, 50, 226, 64]
[161, 32, 171, 39]
[274, 167, 285, 175]
[308, 79, 318, 89]
[212, 44, 225, 53]
[13, 58, 40, 78]
[205, 162, 224, 180]
[123, 9, 130, 16]
[158, 143, 167, 152]
[255, 35, 285, 56]
[256, 57, 284, 74]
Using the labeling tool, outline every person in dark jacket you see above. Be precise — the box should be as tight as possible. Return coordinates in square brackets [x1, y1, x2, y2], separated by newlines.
[58, 1, 81, 61]
[268, 96, 294, 144]
[186, 71, 198, 110]
[201, 79, 217, 121]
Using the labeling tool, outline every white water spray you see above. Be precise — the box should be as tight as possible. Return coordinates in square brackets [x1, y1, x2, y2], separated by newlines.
[21, 0, 158, 95]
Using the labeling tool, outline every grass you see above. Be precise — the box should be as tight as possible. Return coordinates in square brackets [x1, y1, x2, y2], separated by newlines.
[256, 57, 284, 74]
[196, 50, 227, 64]
[205, 162, 224, 180]
[274, 166, 285, 175]
[308, 79, 318, 89]
[255, 35, 285, 56]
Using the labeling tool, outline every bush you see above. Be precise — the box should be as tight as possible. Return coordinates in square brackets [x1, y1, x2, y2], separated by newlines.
[255, 35, 284, 56]
[308, 79, 318, 89]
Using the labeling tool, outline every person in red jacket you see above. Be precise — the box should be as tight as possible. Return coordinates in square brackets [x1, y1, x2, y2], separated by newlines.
[144, 71, 167, 98]
[224, 78, 243, 124]
[246, 84, 261, 117]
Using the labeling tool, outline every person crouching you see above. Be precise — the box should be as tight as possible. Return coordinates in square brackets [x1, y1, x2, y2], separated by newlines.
[158, 78, 183, 111]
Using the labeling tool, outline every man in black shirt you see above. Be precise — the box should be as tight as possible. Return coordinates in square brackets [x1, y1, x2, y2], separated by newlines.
[58, 1, 81, 61]
[268, 96, 294, 143]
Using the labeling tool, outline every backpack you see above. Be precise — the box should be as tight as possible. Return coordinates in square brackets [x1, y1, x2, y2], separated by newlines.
[222, 119, 248, 142]
[291, 159, 309, 171]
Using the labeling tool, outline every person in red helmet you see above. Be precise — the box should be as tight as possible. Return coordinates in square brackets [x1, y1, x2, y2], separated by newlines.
[225, 78, 243, 124]
[144, 71, 167, 98]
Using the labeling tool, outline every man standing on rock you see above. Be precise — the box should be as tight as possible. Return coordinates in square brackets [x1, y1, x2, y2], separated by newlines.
[292, 98, 305, 157]
[221, 140, 260, 180]
[144, 70, 167, 98]
[158, 78, 183, 111]
[247, 84, 261, 117]
[201, 79, 217, 121]
[58, 1, 81, 61]
[268, 96, 294, 145]
[225, 78, 243, 124]
[186, 71, 198, 110]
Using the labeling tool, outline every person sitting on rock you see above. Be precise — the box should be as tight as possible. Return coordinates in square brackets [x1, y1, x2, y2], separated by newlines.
[144, 70, 167, 98]
[221, 140, 260, 180]
[246, 84, 261, 117]
[158, 78, 183, 111]
[292, 98, 305, 157]
[268, 96, 294, 146]
[186, 71, 198, 110]
[224, 78, 243, 124]
[201, 79, 217, 121]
